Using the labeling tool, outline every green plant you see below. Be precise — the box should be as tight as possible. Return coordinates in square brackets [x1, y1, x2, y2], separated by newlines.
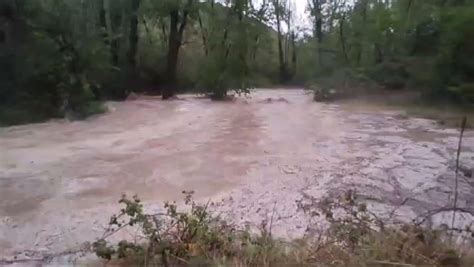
[309, 68, 376, 102]
[297, 191, 470, 266]
[93, 191, 308, 266]
[370, 62, 410, 90]
[93, 192, 240, 265]
[93, 190, 473, 266]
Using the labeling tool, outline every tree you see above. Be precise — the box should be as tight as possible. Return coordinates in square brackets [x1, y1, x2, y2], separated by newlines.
[195, 0, 261, 99]
[162, 0, 195, 99]
[308, 0, 325, 66]
[3, 0, 474, 126]
[271, 0, 288, 82]
[272, 0, 288, 83]
[271, 0, 297, 82]
[127, 0, 140, 71]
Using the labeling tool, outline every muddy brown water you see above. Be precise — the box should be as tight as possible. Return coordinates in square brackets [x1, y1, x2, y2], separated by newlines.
[0, 89, 473, 263]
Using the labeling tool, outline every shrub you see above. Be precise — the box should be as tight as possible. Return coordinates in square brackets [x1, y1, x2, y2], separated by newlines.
[309, 68, 376, 102]
[296, 190, 471, 266]
[431, 5, 474, 103]
[370, 62, 410, 90]
[93, 192, 242, 265]
[448, 84, 474, 104]
[196, 51, 253, 100]
[92, 191, 473, 266]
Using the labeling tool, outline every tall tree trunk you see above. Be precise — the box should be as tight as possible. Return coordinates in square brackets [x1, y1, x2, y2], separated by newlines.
[98, 0, 108, 45]
[360, 0, 367, 65]
[284, 9, 291, 66]
[158, 17, 168, 46]
[197, 10, 208, 56]
[274, 0, 287, 83]
[1, 0, 26, 104]
[311, 0, 323, 66]
[354, 0, 367, 66]
[252, 33, 260, 61]
[127, 0, 140, 70]
[220, 3, 234, 62]
[236, 0, 248, 78]
[315, 17, 323, 44]
[142, 18, 153, 45]
[99, 0, 119, 69]
[291, 31, 297, 76]
[163, 10, 180, 99]
[374, 43, 383, 63]
[163, 1, 190, 100]
[110, 9, 121, 67]
[339, 13, 349, 63]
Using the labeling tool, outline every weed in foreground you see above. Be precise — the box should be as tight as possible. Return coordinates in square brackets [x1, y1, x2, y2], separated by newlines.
[93, 191, 473, 266]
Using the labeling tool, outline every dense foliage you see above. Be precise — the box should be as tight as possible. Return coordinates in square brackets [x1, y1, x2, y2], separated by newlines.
[304, 0, 474, 102]
[1, 0, 473, 125]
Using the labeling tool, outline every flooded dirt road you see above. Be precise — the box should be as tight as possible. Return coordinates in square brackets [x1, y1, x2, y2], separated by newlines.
[1, 89, 474, 262]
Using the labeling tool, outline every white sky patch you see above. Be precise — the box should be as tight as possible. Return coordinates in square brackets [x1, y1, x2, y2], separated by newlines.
[293, 0, 313, 36]
[216, 0, 313, 35]
[254, 0, 312, 33]
[293, 0, 311, 28]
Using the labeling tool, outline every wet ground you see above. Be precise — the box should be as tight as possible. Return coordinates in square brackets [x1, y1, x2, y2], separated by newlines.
[1, 89, 473, 263]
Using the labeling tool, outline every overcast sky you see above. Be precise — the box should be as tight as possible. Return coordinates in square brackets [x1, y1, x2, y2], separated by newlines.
[294, 0, 309, 21]
[258, 0, 312, 30]
[293, 0, 312, 30]
[217, 0, 313, 32]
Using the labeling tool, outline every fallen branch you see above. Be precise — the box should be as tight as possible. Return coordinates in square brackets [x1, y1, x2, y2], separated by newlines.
[414, 206, 474, 227]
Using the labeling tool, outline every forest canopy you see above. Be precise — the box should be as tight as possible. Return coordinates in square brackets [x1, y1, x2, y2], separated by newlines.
[1, 0, 474, 125]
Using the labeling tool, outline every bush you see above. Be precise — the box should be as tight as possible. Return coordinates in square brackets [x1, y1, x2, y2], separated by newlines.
[446, 84, 474, 104]
[92, 191, 473, 266]
[297, 190, 472, 266]
[0, 1, 115, 126]
[197, 53, 253, 100]
[430, 5, 474, 103]
[70, 101, 108, 120]
[0, 107, 47, 126]
[309, 68, 376, 102]
[370, 62, 410, 90]
[92, 192, 288, 266]
[313, 87, 338, 102]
